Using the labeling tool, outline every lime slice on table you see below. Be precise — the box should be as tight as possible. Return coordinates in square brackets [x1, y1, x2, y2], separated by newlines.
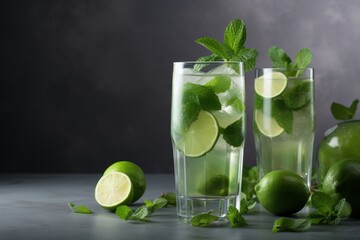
[95, 172, 134, 210]
[255, 110, 284, 137]
[255, 71, 287, 98]
[176, 110, 219, 157]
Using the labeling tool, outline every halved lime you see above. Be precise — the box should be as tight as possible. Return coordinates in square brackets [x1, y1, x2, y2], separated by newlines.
[176, 110, 219, 157]
[255, 71, 287, 98]
[95, 172, 134, 211]
[255, 110, 284, 137]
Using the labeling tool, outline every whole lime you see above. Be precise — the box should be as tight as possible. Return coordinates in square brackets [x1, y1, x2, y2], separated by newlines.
[103, 161, 146, 203]
[317, 120, 360, 183]
[322, 159, 360, 218]
[255, 170, 310, 216]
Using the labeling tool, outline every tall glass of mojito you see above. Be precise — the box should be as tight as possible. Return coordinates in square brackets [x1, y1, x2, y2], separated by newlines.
[253, 68, 314, 187]
[171, 61, 245, 221]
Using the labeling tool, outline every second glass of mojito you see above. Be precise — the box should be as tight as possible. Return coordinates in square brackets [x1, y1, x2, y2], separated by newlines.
[253, 68, 315, 187]
[171, 61, 245, 221]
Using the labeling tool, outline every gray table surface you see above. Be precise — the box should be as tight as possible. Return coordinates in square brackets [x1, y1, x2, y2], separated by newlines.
[0, 174, 359, 240]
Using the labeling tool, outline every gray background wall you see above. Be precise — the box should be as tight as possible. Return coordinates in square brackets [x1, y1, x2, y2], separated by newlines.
[2, 0, 359, 173]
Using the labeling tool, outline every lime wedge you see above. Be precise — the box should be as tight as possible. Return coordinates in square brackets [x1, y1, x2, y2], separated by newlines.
[95, 172, 134, 210]
[255, 110, 284, 137]
[176, 110, 219, 157]
[255, 71, 287, 98]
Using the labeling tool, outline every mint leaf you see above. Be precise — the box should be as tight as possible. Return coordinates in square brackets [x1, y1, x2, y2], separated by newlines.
[195, 37, 227, 59]
[160, 192, 176, 206]
[309, 191, 350, 225]
[271, 99, 293, 134]
[184, 83, 221, 111]
[273, 218, 311, 233]
[241, 166, 259, 198]
[294, 48, 312, 77]
[222, 119, 244, 147]
[194, 54, 222, 71]
[331, 99, 359, 120]
[116, 205, 133, 220]
[268, 46, 292, 68]
[224, 19, 246, 54]
[232, 48, 258, 72]
[227, 206, 247, 227]
[205, 75, 231, 93]
[225, 96, 244, 113]
[68, 202, 93, 214]
[239, 194, 257, 214]
[195, 19, 258, 73]
[133, 205, 151, 219]
[191, 211, 219, 227]
[283, 80, 312, 110]
[144, 198, 168, 213]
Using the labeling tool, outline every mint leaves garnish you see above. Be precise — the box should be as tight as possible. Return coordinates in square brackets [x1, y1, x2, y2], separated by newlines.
[205, 75, 231, 93]
[272, 218, 311, 233]
[195, 19, 258, 72]
[271, 99, 294, 134]
[268, 46, 312, 77]
[331, 99, 359, 120]
[283, 81, 312, 109]
[68, 202, 93, 214]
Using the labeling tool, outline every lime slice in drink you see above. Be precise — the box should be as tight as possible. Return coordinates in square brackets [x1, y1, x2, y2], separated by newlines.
[95, 172, 134, 210]
[255, 71, 287, 98]
[255, 110, 284, 137]
[176, 110, 219, 157]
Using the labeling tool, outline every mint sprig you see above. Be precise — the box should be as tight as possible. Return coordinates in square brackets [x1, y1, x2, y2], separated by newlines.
[68, 202, 93, 214]
[160, 192, 176, 206]
[116, 197, 169, 222]
[195, 19, 258, 72]
[331, 99, 359, 120]
[267, 46, 312, 77]
[272, 218, 311, 233]
[227, 206, 247, 227]
[308, 191, 350, 225]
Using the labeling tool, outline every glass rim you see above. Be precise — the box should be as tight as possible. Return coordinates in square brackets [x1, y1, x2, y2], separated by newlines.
[173, 61, 243, 65]
[255, 67, 314, 71]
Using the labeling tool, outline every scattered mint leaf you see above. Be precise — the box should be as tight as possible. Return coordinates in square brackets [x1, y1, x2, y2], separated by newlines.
[195, 19, 258, 73]
[116, 205, 134, 220]
[160, 192, 176, 206]
[283, 80, 312, 109]
[191, 211, 219, 227]
[132, 205, 151, 219]
[205, 75, 231, 93]
[308, 191, 350, 225]
[331, 99, 359, 120]
[222, 119, 244, 147]
[68, 202, 93, 214]
[144, 198, 168, 214]
[227, 206, 247, 227]
[272, 218, 311, 233]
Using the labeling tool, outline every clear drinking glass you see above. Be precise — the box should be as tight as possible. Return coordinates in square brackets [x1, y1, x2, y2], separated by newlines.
[253, 68, 315, 187]
[171, 61, 245, 222]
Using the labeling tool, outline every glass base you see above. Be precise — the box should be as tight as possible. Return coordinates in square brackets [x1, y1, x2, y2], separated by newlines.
[176, 195, 238, 222]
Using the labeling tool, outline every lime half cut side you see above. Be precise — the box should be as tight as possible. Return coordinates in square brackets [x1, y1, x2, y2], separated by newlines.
[176, 110, 219, 157]
[95, 172, 134, 210]
[255, 71, 287, 98]
[255, 110, 284, 137]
